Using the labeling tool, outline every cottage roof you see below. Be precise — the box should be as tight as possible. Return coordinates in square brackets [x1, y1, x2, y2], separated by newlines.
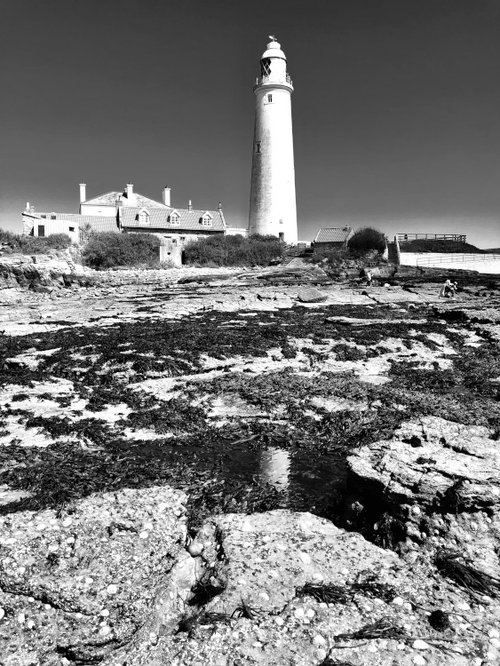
[121, 207, 226, 231]
[314, 227, 353, 243]
[84, 190, 167, 209]
[36, 212, 120, 233]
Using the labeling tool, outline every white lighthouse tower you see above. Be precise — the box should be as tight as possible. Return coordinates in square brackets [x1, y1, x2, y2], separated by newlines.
[248, 36, 298, 244]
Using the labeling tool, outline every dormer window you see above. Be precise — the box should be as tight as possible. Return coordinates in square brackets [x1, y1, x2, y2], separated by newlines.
[137, 209, 150, 225]
[200, 213, 213, 227]
[168, 211, 180, 225]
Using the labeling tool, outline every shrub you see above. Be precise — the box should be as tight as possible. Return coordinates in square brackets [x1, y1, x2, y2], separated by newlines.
[348, 227, 386, 253]
[183, 234, 285, 267]
[82, 233, 160, 269]
[0, 229, 72, 254]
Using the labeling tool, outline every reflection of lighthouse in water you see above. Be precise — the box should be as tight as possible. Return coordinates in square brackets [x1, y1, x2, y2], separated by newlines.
[259, 446, 291, 491]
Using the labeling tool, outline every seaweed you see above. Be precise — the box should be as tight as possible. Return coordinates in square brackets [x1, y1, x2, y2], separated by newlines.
[332, 617, 407, 642]
[296, 576, 397, 605]
[435, 550, 500, 598]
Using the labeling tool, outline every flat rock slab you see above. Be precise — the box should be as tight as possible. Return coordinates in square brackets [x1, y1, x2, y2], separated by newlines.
[108, 511, 498, 666]
[348, 416, 500, 510]
[0, 486, 187, 664]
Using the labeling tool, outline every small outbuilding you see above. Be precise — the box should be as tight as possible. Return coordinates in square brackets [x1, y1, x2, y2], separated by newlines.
[313, 226, 353, 250]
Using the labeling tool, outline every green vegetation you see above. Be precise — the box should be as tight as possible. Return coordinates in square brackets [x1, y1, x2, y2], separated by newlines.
[82, 232, 161, 269]
[348, 226, 387, 253]
[0, 228, 72, 254]
[183, 234, 285, 266]
[398, 239, 484, 253]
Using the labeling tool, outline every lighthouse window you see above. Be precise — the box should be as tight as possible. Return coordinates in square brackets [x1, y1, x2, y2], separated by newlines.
[256, 142, 261, 153]
[261, 58, 271, 77]
[267, 94, 273, 103]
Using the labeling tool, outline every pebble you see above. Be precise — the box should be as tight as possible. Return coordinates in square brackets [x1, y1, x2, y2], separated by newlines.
[294, 607, 305, 619]
[490, 638, 500, 649]
[413, 640, 430, 650]
[259, 592, 270, 601]
[62, 518, 72, 527]
[99, 625, 111, 637]
[392, 596, 404, 606]
[0, 608, 4, 621]
[305, 608, 315, 619]
[149, 632, 158, 646]
[100, 609, 110, 617]
[139, 531, 149, 539]
[26, 619, 35, 629]
[275, 617, 285, 626]
[17, 613, 26, 624]
[489, 629, 500, 639]
[311, 572, 324, 582]
[312, 634, 326, 647]
[106, 584, 118, 595]
[413, 656, 426, 666]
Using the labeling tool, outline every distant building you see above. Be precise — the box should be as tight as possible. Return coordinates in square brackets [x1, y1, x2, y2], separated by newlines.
[22, 183, 247, 265]
[313, 226, 353, 250]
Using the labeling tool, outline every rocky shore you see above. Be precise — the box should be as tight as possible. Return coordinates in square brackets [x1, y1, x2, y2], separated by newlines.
[0, 261, 499, 664]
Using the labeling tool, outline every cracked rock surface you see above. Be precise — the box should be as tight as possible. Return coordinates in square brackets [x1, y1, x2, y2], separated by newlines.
[104, 511, 500, 665]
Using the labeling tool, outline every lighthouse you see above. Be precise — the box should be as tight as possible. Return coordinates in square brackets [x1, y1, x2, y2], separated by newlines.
[248, 36, 298, 244]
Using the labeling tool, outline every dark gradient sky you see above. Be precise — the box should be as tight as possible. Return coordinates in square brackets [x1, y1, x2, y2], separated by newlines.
[1, 0, 499, 247]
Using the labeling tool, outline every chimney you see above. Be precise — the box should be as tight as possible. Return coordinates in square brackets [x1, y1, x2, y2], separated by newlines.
[79, 183, 86, 203]
[25, 202, 30, 212]
[188, 199, 192, 211]
[162, 187, 171, 206]
[218, 201, 222, 211]
[126, 183, 134, 200]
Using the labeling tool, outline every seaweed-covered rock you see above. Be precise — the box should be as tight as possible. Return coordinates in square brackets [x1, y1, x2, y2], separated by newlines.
[0, 486, 187, 664]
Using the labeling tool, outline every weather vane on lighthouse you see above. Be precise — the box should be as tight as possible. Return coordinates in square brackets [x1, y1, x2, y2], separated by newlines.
[248, 36, 298, 244]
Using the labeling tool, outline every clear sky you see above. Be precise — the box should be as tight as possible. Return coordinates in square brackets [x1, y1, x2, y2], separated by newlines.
[1, 0, 499, 247]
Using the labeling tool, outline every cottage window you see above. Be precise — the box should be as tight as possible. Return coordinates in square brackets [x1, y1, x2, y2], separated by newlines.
[267, 94, 273, 103]
[50, 214, 56, 220]
[69, 226, 75, 232]
[38, 225, 45, 237]
[41, 214, 47, 219]
[138, 210, 150, 225]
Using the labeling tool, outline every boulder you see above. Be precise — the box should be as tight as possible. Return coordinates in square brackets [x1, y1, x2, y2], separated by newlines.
[296, 287, 327, 303]
[348, 416, 500, 512]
